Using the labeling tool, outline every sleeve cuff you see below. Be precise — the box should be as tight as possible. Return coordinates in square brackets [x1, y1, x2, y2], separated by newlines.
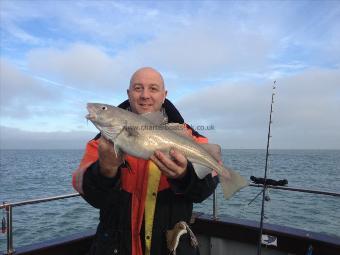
[168, 161, 197, 194]
[88, 160, 121, 188]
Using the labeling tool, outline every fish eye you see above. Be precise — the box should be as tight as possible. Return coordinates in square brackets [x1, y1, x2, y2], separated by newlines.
[102, 106, 107, 110]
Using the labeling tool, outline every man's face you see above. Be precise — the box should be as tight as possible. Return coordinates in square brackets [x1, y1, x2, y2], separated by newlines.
[127, 68, 167, 114]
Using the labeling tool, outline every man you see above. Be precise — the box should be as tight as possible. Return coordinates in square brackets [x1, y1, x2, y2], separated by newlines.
[73, 67, 218, 255]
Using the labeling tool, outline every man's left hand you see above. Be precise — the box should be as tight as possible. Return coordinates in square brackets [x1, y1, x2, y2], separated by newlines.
[150, 149, 188, 179]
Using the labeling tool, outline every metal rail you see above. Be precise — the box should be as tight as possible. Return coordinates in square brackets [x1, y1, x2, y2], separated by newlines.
[0, 193, 80, 209]
[1, 186, 340, 254]
[213, 190, 218, 220]
[1, 193, 80, 255]
[249, 183, 340, 197]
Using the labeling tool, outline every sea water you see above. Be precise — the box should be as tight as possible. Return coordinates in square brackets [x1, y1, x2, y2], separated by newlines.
[0, 149, 339, 251]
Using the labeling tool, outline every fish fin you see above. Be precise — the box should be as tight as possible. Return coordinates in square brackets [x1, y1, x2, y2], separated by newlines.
[192, 163, 212, 179]
[166, 126, 222, 162]
[101, 126, 124, 141]
[199, 143, 222, 162]
[141, 111, 168, 125]
[164, 123, 196, 140]
[113, 143, 121, 158]
[217, 166, 248, 199]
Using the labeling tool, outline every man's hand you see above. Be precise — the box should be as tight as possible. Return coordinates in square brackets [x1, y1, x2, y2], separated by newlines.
[98, 137, 123, 178]
[150, 149, 188, 179]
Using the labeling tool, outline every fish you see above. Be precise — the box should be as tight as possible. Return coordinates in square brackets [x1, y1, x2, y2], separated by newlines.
[166, 221, 198, 254]
[86, 103, 248, 199]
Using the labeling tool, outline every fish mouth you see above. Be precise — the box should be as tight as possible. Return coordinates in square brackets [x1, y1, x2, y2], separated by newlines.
[85, 113, 96, 121]
[86, 103, 96, 121]
[87, 103, 94, 112]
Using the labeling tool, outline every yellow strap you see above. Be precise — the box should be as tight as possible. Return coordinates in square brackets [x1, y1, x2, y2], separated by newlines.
[144, 161, 161, 255]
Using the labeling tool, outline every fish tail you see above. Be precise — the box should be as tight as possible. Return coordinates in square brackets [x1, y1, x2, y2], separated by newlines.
[216, 165, 248, 199]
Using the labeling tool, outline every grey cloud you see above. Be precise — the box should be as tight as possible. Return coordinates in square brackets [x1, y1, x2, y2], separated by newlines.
[0, 59, 60, 118]
[176, 82, 269, 129]
[114, 19, 273, 78]
[275, 68, 340, 129]
[26, 44, 135, 93]
[2, 0, 339, 69]
[16, 2, 281, 92]
[12, 1, 339, 94]
[24, 17, 274, 93]
[175, 68, 340, 149]
[0, 126, 96, 149]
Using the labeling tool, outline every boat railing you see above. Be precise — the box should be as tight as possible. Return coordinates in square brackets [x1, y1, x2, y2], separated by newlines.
[1, 193, 80, 255]
[1, 185, 340, 255]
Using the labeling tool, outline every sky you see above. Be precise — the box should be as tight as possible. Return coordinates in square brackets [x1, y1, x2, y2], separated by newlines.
[0, 0, 339, 149]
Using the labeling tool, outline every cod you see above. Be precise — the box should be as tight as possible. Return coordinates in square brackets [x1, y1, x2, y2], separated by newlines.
[86, 103, 248, 199]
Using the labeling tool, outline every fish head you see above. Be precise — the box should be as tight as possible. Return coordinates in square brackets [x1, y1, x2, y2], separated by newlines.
[86, 103, 121, 128]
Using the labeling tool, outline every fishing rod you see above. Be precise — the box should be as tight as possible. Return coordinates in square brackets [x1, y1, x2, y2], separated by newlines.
[257, 81, 276, 255]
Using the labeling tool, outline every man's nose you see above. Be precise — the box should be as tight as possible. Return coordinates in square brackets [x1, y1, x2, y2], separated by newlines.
[141, 89, 150, 99]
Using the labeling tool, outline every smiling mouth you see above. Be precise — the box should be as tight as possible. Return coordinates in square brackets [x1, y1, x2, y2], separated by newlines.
[139, 104, 152, 107]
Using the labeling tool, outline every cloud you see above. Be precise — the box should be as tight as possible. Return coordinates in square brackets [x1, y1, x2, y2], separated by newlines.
[5, 1, 338, 94]
[27, 44, 129, 92]
[0, 125, 96, 149]
[0, 58, 60, 118]
[275, 68, 340, 127]
[119, 19, 273, 77]
[268, 1, 340, 66]
[1, 1, 340, 149]
[24, 14, 275, 93]
[0, 67, 338, 149]
[2, 22, 41, 45]
[175, 68, 340, 149]
[0, 0, 185, 49]
[1, 1, 280, 91]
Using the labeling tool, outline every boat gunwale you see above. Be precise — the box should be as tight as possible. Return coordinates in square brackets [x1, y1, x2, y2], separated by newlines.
[8, 213, 340, 255]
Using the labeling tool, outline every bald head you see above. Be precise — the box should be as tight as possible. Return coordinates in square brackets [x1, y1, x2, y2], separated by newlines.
[129, 67, 165, 90]
[127, 67, 167, 114]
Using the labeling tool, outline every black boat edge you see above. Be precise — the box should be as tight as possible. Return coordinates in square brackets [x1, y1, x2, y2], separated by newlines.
[8, 213, 340, 255]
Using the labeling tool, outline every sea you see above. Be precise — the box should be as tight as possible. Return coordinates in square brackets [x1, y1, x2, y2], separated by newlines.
[0, 149, 339, 251]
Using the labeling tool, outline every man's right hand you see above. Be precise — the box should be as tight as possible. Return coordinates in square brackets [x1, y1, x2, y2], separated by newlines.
[98, 137, 123, 178]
